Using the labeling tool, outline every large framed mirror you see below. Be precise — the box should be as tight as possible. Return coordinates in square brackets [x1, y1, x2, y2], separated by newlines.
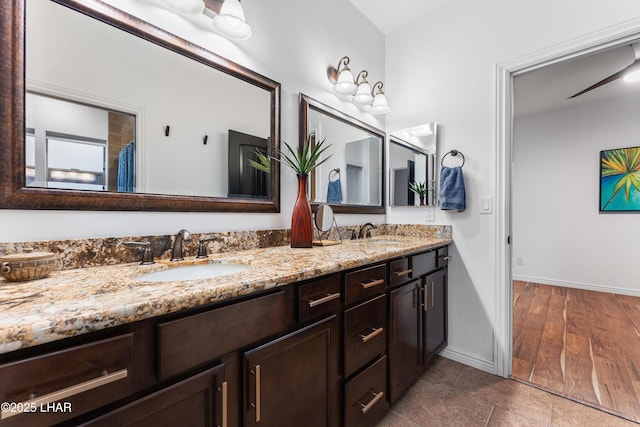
[0, 0, 281, 212]
[389, 123, 437, 207]
[300, 95, 385, 214]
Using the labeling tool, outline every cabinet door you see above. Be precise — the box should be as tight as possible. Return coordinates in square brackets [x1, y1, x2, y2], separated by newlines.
[388, 280, 422, 403]
[424, 268, 447, 363]
[83, 363, 226, 427]
[244, 316, 338, 427]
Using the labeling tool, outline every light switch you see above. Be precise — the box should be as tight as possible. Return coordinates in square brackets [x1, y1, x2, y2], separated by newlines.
[425, 207, 435, 222]
[480, 196, 493, 214]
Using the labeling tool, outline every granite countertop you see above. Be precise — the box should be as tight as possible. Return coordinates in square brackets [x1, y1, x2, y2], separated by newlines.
[0, 236, 452, 355]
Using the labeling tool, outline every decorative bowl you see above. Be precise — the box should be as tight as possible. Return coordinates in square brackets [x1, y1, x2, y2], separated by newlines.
[0, 248, 56, 282]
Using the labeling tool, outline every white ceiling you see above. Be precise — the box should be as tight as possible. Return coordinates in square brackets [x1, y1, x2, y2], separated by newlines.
[349, 1, 640, 118]
[349, 0, 453, 35]
[514, 43, 640, 118]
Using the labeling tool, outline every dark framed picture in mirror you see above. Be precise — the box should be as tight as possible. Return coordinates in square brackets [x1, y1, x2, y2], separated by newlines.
[0, 0, 281, 212]
[300, 94, 385, 214]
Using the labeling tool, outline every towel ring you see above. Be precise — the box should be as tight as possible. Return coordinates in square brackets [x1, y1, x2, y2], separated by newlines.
[441, 150, 465, 167]
[329, 168, 341, 181]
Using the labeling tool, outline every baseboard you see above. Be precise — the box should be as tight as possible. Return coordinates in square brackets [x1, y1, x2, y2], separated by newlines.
[439, 346, 496, 375]
[512, 275, 640, 298]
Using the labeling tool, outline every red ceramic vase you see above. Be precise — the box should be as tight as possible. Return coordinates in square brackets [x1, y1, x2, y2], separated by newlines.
[290, 174, 313, 248]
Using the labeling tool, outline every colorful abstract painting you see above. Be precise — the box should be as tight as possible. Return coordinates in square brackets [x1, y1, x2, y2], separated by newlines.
[600, 146, 640, 211]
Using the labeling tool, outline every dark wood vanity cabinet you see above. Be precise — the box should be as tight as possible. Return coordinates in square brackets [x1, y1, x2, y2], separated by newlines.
[388, 247, 449, 404]
[342, 263, 389, 426]
[424, 267, 447, 362]
[0, 245, 449, 426]
[81, 363, 226, 427]
[243, 316, 338, 427]
[389, 280, 422, 403]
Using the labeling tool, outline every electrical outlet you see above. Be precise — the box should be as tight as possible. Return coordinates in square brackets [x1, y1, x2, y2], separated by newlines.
[516, 257, 523, 266]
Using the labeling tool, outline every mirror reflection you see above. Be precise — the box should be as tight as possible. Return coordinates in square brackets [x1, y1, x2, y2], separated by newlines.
[301, 95, 385, 214]
[22, 0, 275, 203]
[389, 123, 437, 207]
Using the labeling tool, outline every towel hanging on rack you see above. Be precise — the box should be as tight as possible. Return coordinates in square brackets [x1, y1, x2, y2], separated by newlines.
[117, 141, 135, 192]
[438, 150, 465, 211]
[327, 168, 342, 204]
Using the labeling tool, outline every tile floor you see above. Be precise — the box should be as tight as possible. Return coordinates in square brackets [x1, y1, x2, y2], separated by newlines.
[377, 357, 638, 426]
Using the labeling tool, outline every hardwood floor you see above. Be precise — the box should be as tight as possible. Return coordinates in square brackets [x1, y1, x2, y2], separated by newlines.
[512, 281, 640, 423]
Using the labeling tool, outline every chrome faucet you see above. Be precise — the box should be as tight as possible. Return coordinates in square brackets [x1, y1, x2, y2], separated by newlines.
[171, 229, 192, 261]
[358, 222, 377, 239]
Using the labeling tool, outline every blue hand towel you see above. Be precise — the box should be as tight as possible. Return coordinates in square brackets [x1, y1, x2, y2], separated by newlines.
[438, 166, 466, 211]
[327, 179, 343, 204]
[117, 142, 135, 192]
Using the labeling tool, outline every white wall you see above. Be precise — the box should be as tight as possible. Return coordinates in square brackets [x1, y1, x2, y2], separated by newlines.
[385, 0, 640, 371]
[513, 93, 640, 296]
[1, 0, 385, 241]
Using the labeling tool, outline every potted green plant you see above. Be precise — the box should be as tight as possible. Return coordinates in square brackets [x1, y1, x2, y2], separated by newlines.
[409, 180, 427, 206]
[250, 137, 332, 247]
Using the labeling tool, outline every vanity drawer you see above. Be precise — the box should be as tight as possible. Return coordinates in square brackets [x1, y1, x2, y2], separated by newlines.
[297, 274, 341, 323]
[158, 291, 286, 380]
[411, 250, 437, 277]
[389, 258, 413, 287]
[344, 355, 388, 427]
[437, 246, 450, 267]
[0, 334, 133, 427]
[344, 263, 388, 305]
[344, 294, 386, 378]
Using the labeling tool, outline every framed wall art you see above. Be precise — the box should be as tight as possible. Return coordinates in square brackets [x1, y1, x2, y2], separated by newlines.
[600, 146, 640, 212]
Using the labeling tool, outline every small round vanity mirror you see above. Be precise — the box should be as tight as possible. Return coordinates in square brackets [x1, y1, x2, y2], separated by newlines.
[314, 204, 334, 232]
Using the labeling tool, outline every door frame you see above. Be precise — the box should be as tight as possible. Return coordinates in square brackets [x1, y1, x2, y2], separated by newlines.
[494, 18, 640, 378]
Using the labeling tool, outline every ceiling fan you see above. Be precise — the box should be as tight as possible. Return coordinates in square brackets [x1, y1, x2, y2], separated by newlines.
[568, 42, 640, 99]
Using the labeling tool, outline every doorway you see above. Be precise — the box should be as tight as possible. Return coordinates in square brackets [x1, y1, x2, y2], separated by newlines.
[496, 18, 640, 423]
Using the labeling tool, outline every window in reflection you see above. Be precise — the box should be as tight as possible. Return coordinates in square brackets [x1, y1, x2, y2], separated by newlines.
[25, 92, 136, 192]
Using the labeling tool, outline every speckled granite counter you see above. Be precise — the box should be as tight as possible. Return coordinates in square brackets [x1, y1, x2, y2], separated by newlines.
[0, 236, 452, 355]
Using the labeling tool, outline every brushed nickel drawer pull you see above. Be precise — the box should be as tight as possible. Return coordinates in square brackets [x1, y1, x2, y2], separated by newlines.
[440, 256, 451, 261]
[360, 327, 384, 343]
[431, 282, 435, 307]
[423, 284, 429, 312]
[308, 292, 340, 308]
[255, 364, 261, 422]
[220, 381, 228, 427]
[359, 390, 384, 414]
[361, 279, 385, 289]
[394, 269, 412, 277]
[1, 368, 128, 420]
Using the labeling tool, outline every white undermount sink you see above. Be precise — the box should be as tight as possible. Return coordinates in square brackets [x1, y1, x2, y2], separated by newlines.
[133, 263, 250, 282]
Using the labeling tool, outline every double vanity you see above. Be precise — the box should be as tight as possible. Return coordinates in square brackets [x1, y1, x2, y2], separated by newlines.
[0, 233, 451, 426]
[0, 0, 450, 425]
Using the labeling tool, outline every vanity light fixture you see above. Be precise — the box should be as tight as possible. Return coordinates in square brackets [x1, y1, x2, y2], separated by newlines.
[161, 0, 205, 15]
[212, 0, 253, 41]
[352, 71, 375, 105]
[328, 57, 390, 114]
[332, 57, 358, 95]
[369, 81, 391, 115]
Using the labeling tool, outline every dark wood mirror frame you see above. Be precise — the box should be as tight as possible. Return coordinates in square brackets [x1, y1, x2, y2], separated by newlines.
[300, 94, 385, 214]
[0, 0, 281, 212]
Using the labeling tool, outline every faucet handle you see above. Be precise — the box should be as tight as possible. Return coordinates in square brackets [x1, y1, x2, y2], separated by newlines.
[121, 241, 155, 265]
[196, 237, 219, 259]
[347, 229, 357, 240]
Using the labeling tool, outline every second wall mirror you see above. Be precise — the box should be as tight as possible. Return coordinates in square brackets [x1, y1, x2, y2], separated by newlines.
[300, 94, 385, 214]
